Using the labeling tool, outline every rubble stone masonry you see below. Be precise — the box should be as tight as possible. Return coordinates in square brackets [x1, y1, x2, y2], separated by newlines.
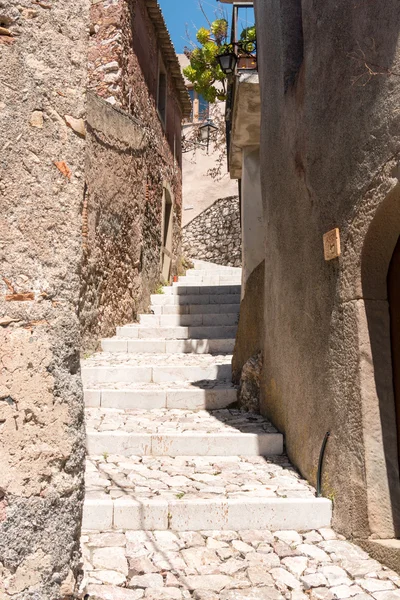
[182, 196, 242, 268]
[82, 0, 185, 350]
[0, 0, 88, 598]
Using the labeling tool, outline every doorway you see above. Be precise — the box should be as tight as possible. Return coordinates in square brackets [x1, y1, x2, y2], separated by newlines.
[161, 187, 173, 282]
[388, 235, 400, 467]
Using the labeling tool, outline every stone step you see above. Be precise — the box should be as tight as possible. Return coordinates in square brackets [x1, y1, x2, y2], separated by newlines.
[185, 268, 242, 276]
[192, 259, 242, 271]
[175, 277, 242, 286]
[81, 353, 233, 385]
[164, 284, 241, 295]
[115, 325, 237, 340]
[87, 430, 283, 458]
[85, 407, 282, 458]
[85, 381, 237, 410]
[83, 453, 331, 531]
[101, 338, 235, 354]
[138, 312, 239, 326]
[83, 496, 332, 532]
[151, 293, 241, 306]
[152, 303, 240, 315]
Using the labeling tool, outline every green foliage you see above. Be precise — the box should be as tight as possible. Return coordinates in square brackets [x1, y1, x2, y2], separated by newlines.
[240, 25, 256, 52]
[240, 25, 256, 43]
[154, 283, 165, 295]
[184, 18, 256, 104]
[183, 18, 229, 103]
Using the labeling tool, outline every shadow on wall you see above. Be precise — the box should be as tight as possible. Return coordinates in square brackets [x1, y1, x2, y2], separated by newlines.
[182, 196, 241, 267]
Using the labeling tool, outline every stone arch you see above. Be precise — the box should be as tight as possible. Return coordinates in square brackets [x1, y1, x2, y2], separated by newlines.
[359, 182, 400, 538]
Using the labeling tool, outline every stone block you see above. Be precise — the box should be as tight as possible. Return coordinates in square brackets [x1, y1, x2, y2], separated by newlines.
[113, 497, 168, 530]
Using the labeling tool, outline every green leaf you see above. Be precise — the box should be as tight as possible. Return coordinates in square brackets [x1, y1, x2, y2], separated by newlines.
[196, 27, 211, 45]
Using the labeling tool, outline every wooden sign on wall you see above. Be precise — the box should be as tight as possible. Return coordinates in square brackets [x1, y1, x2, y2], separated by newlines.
[323, 228, 341, 261]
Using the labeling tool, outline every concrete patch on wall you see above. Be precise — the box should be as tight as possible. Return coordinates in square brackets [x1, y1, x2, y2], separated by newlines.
[182, 196, 241, 267]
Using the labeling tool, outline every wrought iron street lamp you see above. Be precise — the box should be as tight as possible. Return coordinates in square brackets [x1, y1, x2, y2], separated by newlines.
[199, 118, 218, 151]
[217, 51, 238, 76]
[182, 118, 218, 154]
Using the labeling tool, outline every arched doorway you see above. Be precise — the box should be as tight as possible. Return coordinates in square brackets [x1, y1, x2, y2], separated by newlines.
[388, 236, 400, 469]
[360, 183, 400, 538]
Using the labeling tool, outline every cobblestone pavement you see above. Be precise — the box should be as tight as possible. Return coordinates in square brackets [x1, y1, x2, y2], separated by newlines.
[82, 528, 400, 600]
[83, 353, 232, 368]
[85, 454, 315, 501]
[86, 409, 279, 435]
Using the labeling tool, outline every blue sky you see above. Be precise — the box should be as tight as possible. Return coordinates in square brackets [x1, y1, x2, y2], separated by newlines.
[158, 0, 229, 53]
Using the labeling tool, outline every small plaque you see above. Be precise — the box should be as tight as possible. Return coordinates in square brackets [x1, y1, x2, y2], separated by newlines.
[323, 228, 341, 261]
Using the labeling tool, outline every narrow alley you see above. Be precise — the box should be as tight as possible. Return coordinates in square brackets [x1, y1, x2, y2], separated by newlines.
[2, 0, 400, 596]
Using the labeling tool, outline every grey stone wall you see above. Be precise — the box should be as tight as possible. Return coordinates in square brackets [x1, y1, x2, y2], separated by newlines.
[254, 0, 400, 544]
[0, 0, 88, 597]
[182, 196, 241, 267]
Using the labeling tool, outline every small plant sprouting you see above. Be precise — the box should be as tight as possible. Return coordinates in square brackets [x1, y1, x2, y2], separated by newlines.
[102, 451, 109, 461]
[176, 492, 185, 499]
[154, 283, 165, 295]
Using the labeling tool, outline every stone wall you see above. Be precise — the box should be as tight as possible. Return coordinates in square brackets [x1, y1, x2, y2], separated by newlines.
[0, 0, 88, 597]
[81, 93, 182, 350]
[81, 0, 186, 351]
[254, 0, 400, 544]
[182, 196, 241, 267]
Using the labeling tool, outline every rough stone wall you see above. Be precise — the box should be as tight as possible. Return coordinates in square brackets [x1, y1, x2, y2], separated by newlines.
[81, 0, 183, 350]
[254, 0, 400, 542]
[182, 196, 241, 267]
[0, 0, 88, 597]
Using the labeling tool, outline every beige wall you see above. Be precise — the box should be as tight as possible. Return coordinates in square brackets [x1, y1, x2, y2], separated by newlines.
[241, 147, 264, 292]
[254, 0, 400, 545]
[0, 1, 88, 596]
[182, 102, 238, 226]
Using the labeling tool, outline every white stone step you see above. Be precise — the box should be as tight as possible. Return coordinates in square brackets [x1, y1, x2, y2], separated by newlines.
[164, 284, 241, 295]
[185, 268, 242, 277]
[115, 325, 237, 340]
[81, 354, 233, 385]
[101, 338, 235, 354]
[138, 312, 239, 326]
[83, 447, 332, 531]
[152, 303, 240, 315]
[176, 277, 242, 285]
[192, 259, 242, 271]
[150, 293, 240, 306]
[85, 382, 237, 410]
[85, 407, 283, 457]
[87, 430, 283, 457]
[83, 495, 332, 532]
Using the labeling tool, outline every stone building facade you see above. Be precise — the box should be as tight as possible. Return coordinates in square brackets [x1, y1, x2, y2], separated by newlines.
[0, 0, 189, 597]
[82, 0, 190, 351]
[226, 0, 400, 568]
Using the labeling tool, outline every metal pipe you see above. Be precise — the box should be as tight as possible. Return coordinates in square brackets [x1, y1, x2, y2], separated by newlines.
[317, 431, 330, 497]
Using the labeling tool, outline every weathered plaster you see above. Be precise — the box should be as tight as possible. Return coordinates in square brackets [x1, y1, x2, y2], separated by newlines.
[229, 72, 261, 179]
[254, 0, 400, 545]
[0, 0, 88, 596]
[241, 147, 264, 292]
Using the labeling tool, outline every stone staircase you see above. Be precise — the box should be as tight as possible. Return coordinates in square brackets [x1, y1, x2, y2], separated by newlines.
[81, 260, 333, 598]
